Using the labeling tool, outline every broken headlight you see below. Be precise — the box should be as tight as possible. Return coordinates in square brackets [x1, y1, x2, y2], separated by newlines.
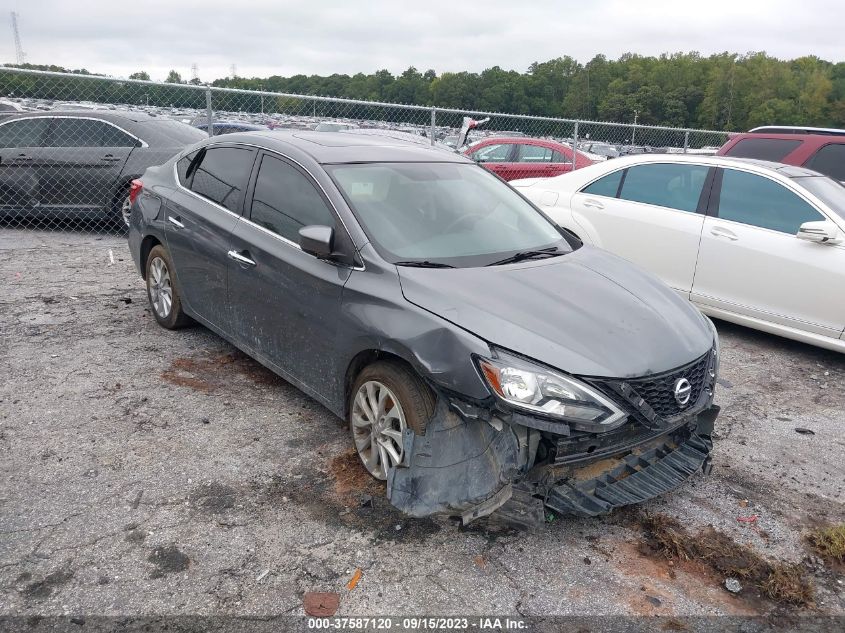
[476, 348, 627, 431]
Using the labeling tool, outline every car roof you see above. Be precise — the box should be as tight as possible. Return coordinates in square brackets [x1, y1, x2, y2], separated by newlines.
[748, 125, 845, 137]
[0, 110, 162, 123]
[209, 130, 471, 165]
[582, 153, 822, 178]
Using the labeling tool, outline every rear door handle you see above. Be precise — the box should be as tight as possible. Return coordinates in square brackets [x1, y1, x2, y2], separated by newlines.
[168, 216, 185, 229]
[101, 154, 122, 162]
[227, 250, 256, 267]
[710, 226, 738, 241]
[12, 154, 32, 163]
[583, 198, 604, 210]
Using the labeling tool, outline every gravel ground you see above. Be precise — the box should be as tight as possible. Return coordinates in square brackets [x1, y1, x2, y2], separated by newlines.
[1, 230, 843, 623]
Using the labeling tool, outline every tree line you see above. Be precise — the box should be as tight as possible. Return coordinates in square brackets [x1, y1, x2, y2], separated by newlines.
[3, 52, 845, 131]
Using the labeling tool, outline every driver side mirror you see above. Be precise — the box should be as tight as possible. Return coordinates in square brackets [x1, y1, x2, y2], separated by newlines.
[298, 225, 334, 258]
[796, 220, 842, 245]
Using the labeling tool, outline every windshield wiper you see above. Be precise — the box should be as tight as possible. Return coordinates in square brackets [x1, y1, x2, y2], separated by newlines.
[394, 260, 456, 268]
[486, 247, 563, 266]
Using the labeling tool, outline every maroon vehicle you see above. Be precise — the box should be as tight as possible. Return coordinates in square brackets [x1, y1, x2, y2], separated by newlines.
[464, 137, 593, 181]
[717, 126, 845, 183]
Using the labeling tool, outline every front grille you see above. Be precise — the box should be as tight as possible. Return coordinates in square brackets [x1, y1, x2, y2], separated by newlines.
[591, 350, 713, 424]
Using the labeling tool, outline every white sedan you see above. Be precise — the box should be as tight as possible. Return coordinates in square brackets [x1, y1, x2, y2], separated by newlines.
[512, 155, 845, 353]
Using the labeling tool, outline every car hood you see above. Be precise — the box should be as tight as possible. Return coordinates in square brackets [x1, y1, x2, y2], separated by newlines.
[397, 246, 713, 378]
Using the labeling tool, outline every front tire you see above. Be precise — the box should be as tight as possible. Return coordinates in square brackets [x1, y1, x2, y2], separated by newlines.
[145, 245, 192, 329]
[348, 360, 434, 480]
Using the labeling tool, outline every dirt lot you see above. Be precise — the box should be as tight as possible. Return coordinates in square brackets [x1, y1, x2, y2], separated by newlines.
[1, 230, 844, 624]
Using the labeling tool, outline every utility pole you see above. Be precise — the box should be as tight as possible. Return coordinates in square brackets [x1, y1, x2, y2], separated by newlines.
[191, 63, 199, 83]
[230, 64, 237, 80]
[10, 12, 25, 65]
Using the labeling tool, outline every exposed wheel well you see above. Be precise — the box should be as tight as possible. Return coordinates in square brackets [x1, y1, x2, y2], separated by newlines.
[344, 350, 423, 418]
[139, 235, 161, 280]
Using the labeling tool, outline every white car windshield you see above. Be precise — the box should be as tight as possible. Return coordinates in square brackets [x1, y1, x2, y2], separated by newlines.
[794, 176, 845, 221]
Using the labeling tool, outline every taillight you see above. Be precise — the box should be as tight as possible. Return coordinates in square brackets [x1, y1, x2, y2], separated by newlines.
[129, 179, 143, 204]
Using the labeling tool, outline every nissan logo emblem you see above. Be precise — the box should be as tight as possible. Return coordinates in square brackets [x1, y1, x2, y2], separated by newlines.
[674, 378, 692, 406]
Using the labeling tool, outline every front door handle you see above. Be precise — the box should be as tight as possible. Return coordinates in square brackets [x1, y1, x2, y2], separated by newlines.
[227, 250, 256, 267]
[12, 154, 32, 164]
[101, 154, 122, 162]
[583, 198, 604, 210]
[710, 226, 738, 241]
[168, 216, 185, 229]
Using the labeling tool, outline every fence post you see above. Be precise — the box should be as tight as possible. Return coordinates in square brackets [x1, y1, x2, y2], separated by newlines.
[205, 87, 214, 137]
[571, 121, 579, 170]
[683, 131, 690, 154]
[430, 108, 437, 146]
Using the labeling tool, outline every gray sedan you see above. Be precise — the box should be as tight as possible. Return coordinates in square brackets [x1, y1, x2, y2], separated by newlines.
[0, 111, 205, 226]
[127, 131, 720, 524]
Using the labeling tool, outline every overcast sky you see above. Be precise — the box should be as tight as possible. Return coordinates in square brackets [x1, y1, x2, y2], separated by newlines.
[4, 0, 844, 82]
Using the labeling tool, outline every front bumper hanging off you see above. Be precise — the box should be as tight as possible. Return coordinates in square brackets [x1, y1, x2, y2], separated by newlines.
[545, 431, 712, 517]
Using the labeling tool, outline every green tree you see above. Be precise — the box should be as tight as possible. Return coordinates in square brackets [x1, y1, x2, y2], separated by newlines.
[164, 70, 183, 84]
[128, 71, 150, 81]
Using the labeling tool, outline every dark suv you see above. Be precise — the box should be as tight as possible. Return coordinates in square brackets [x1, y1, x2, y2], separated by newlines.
[0, 111, 206, 226]
[717, 126, 845, 183]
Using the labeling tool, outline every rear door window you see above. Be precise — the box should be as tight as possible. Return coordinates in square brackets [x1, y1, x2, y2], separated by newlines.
[716, 169, 824, 233]
[249, 154, 335, 243]
[47, 118, 137, 148]
[803, 143, 845, 182]
[723, 137, 802, 161]
[517, 144, 554, 162]
[0, 118, 50, 148]
[189, 146, 255, 213]
[618, 163, 710, 212]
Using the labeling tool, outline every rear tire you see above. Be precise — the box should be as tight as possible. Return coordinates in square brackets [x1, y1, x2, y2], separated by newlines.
[145, 245, 192, 329]
[348, 360, 434, 480]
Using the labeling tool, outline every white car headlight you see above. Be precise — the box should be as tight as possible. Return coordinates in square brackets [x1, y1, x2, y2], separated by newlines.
[477, 349, 627, 431]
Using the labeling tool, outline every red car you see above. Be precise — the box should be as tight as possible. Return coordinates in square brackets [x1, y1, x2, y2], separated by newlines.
[464, 137, 593, 181]
[717, 126, 845, 183]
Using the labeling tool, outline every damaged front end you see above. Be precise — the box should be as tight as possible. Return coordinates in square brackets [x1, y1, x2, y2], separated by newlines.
[386, 347, 720, 527]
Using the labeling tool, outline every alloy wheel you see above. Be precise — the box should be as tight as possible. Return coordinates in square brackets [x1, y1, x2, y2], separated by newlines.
[148, 257, 173, 319]
[120, 194, 132, 227]
[351, 380, 407, 480]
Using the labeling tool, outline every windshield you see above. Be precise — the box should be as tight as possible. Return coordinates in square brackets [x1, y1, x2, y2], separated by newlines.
[328, 162, 573, 267]
[795, 176, 845, 221]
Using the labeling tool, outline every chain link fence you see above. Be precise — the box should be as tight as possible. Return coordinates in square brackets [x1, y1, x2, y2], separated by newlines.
[0, 67, 730, 237]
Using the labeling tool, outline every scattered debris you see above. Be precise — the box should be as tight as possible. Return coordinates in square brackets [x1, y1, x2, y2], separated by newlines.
[807, 524, 845, 564]
[303, 592, 340, 617]
[724, 578, 742, 594]
[737, 515, 759, 524]
[108, 249, 115, 265]
[256, 569, 270, 582]
[794, 428, 815, 435]
[359, 495, 373, 508]
[119, 297, 132, 304]
[583, 556, 592, 565]
[474, 555, 487, 569]
[394, 524, 402, 531]
[346, 568, 362, 591]
[638, 512, 814, 607]
[646, 595, 662, 606]
[738, 499, 749, 508]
